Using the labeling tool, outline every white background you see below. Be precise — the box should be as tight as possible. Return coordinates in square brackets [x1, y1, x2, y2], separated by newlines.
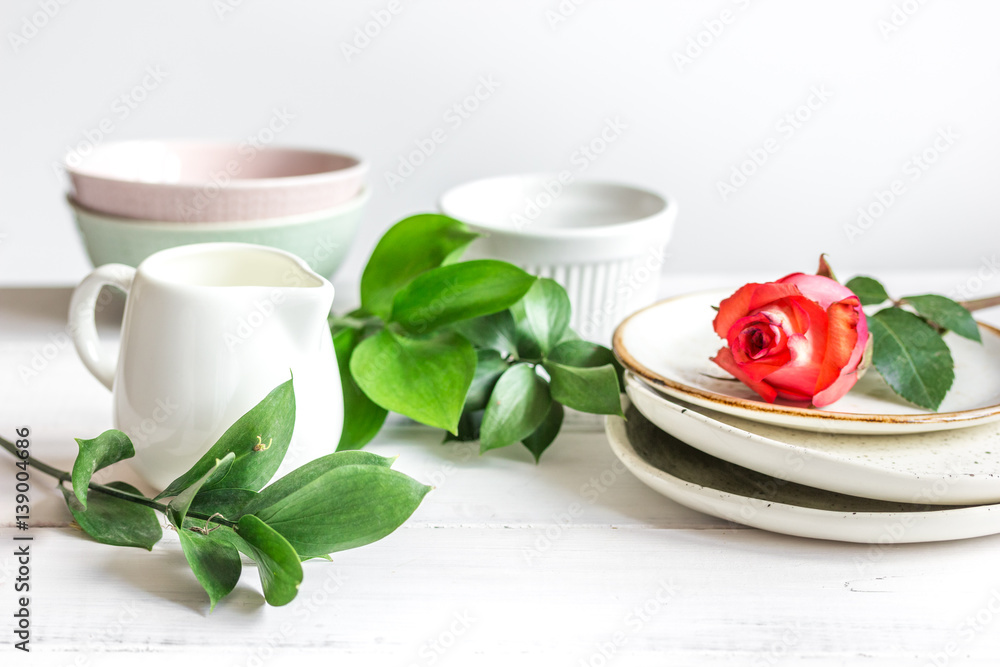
[2, 0, 999, 288]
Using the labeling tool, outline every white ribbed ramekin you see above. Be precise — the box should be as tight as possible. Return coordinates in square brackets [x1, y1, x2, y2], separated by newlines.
[439, 174, 677, 345]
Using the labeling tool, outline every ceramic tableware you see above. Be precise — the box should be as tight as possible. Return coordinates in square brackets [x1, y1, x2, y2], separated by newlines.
[439, 174, 676, 344]
[68, 242, 343, 488]
[65, 140, 368, 222]
[614, 290, 1000, 434]
[605, 399, 1000, 544]
[69, 188, 369, 279]
[624, 372, 1000, 505]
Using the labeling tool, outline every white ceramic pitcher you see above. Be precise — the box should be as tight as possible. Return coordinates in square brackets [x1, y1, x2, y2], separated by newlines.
[68, 242, 343, 489]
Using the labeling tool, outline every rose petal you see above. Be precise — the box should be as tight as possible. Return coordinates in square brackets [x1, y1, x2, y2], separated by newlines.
[765, 357, 821, 400]
[814, 297, 861, 394]
[711, 347, 778, 403]
[812, 296, 866, 407]
[728, 314, 787, 358]
[777, 273, 855, 309]
[779, 299, 829, 375]
[772, 387, 815, 405]
[713, 282, 802, 339]
[812, 371, 858, 408]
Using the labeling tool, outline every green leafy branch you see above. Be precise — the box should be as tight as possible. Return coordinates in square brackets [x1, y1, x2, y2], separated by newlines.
[845, 275, 983, 410]
[0, 379, 430, 611]
[332, 214, 624, 461]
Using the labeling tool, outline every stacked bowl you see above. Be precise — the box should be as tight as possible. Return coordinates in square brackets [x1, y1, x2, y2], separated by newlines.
[65, 140, 369, 278]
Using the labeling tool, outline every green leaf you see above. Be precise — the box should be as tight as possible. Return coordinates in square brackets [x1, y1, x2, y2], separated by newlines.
[195, 522, 255, 561]
[156, 379, 295, 500]
[167, 453, 237, 529]
[445, 409, 484, 443]
[547, 339, 624, 388]
[521, 401, 564, 463]
[513, 278, 571, 356]
[845, 276, 891, 306]
[243, 450, 396, 519]
[360, 214, 479, 319]
[235, 515, 303, 607]
[176, 528, 242, 612]
[544, 361, 624, 416]
[248, 464, 431, 559]
[391, 260, 536, 334]
[480, 364, 552, 453]
[464, 349, 510, 412]
[869, 307, 955, 410]
[350, 328, 476, 433]
[903, 294, 982, 343]
[333, 327, 389, 451]
[188, 488, 258, 522]
[451, 310, 518, 355]
[71, 430, 135, 508]
[61, 481, 162, 550]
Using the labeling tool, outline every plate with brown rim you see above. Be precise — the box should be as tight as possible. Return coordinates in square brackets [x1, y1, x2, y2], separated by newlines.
[612, 290, 1000, 434]
[605, 398, 1000, 543]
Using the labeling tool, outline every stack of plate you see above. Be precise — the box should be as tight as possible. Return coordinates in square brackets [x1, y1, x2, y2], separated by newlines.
[607, 290, 1000, 544]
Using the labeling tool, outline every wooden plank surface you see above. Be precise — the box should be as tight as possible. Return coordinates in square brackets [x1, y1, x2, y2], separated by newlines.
[2, 277, 1000, 665]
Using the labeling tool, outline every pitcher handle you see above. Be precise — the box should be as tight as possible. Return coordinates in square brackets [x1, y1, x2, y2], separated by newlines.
[68, 264, 136, 390]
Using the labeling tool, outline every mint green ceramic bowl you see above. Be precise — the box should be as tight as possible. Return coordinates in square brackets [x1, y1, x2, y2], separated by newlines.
[70, 188, 369, 278]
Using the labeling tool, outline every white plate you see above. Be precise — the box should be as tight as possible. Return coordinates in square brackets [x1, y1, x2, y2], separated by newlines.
[613, 290, 1000, 434]
[605, 398, 1000, 544]
[625, 372, 1000, 505]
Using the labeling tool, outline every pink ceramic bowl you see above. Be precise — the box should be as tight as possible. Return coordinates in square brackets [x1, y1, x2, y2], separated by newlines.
[65, 140, 368, 223]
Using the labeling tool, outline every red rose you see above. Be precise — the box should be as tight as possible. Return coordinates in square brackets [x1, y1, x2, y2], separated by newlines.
[711, 272, 870, 408]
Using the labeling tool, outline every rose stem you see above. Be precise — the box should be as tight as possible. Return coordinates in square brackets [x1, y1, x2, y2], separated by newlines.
[959, 295, 1000, 313]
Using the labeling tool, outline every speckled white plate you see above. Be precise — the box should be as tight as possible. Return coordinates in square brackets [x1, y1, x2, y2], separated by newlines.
[613, 290, 1000, 434]
[606, 398, 1000, 543]
[625, 372, 1000, 505]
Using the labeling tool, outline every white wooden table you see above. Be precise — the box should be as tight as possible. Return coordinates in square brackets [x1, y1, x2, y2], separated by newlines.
[3, 273, 1000, 666]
